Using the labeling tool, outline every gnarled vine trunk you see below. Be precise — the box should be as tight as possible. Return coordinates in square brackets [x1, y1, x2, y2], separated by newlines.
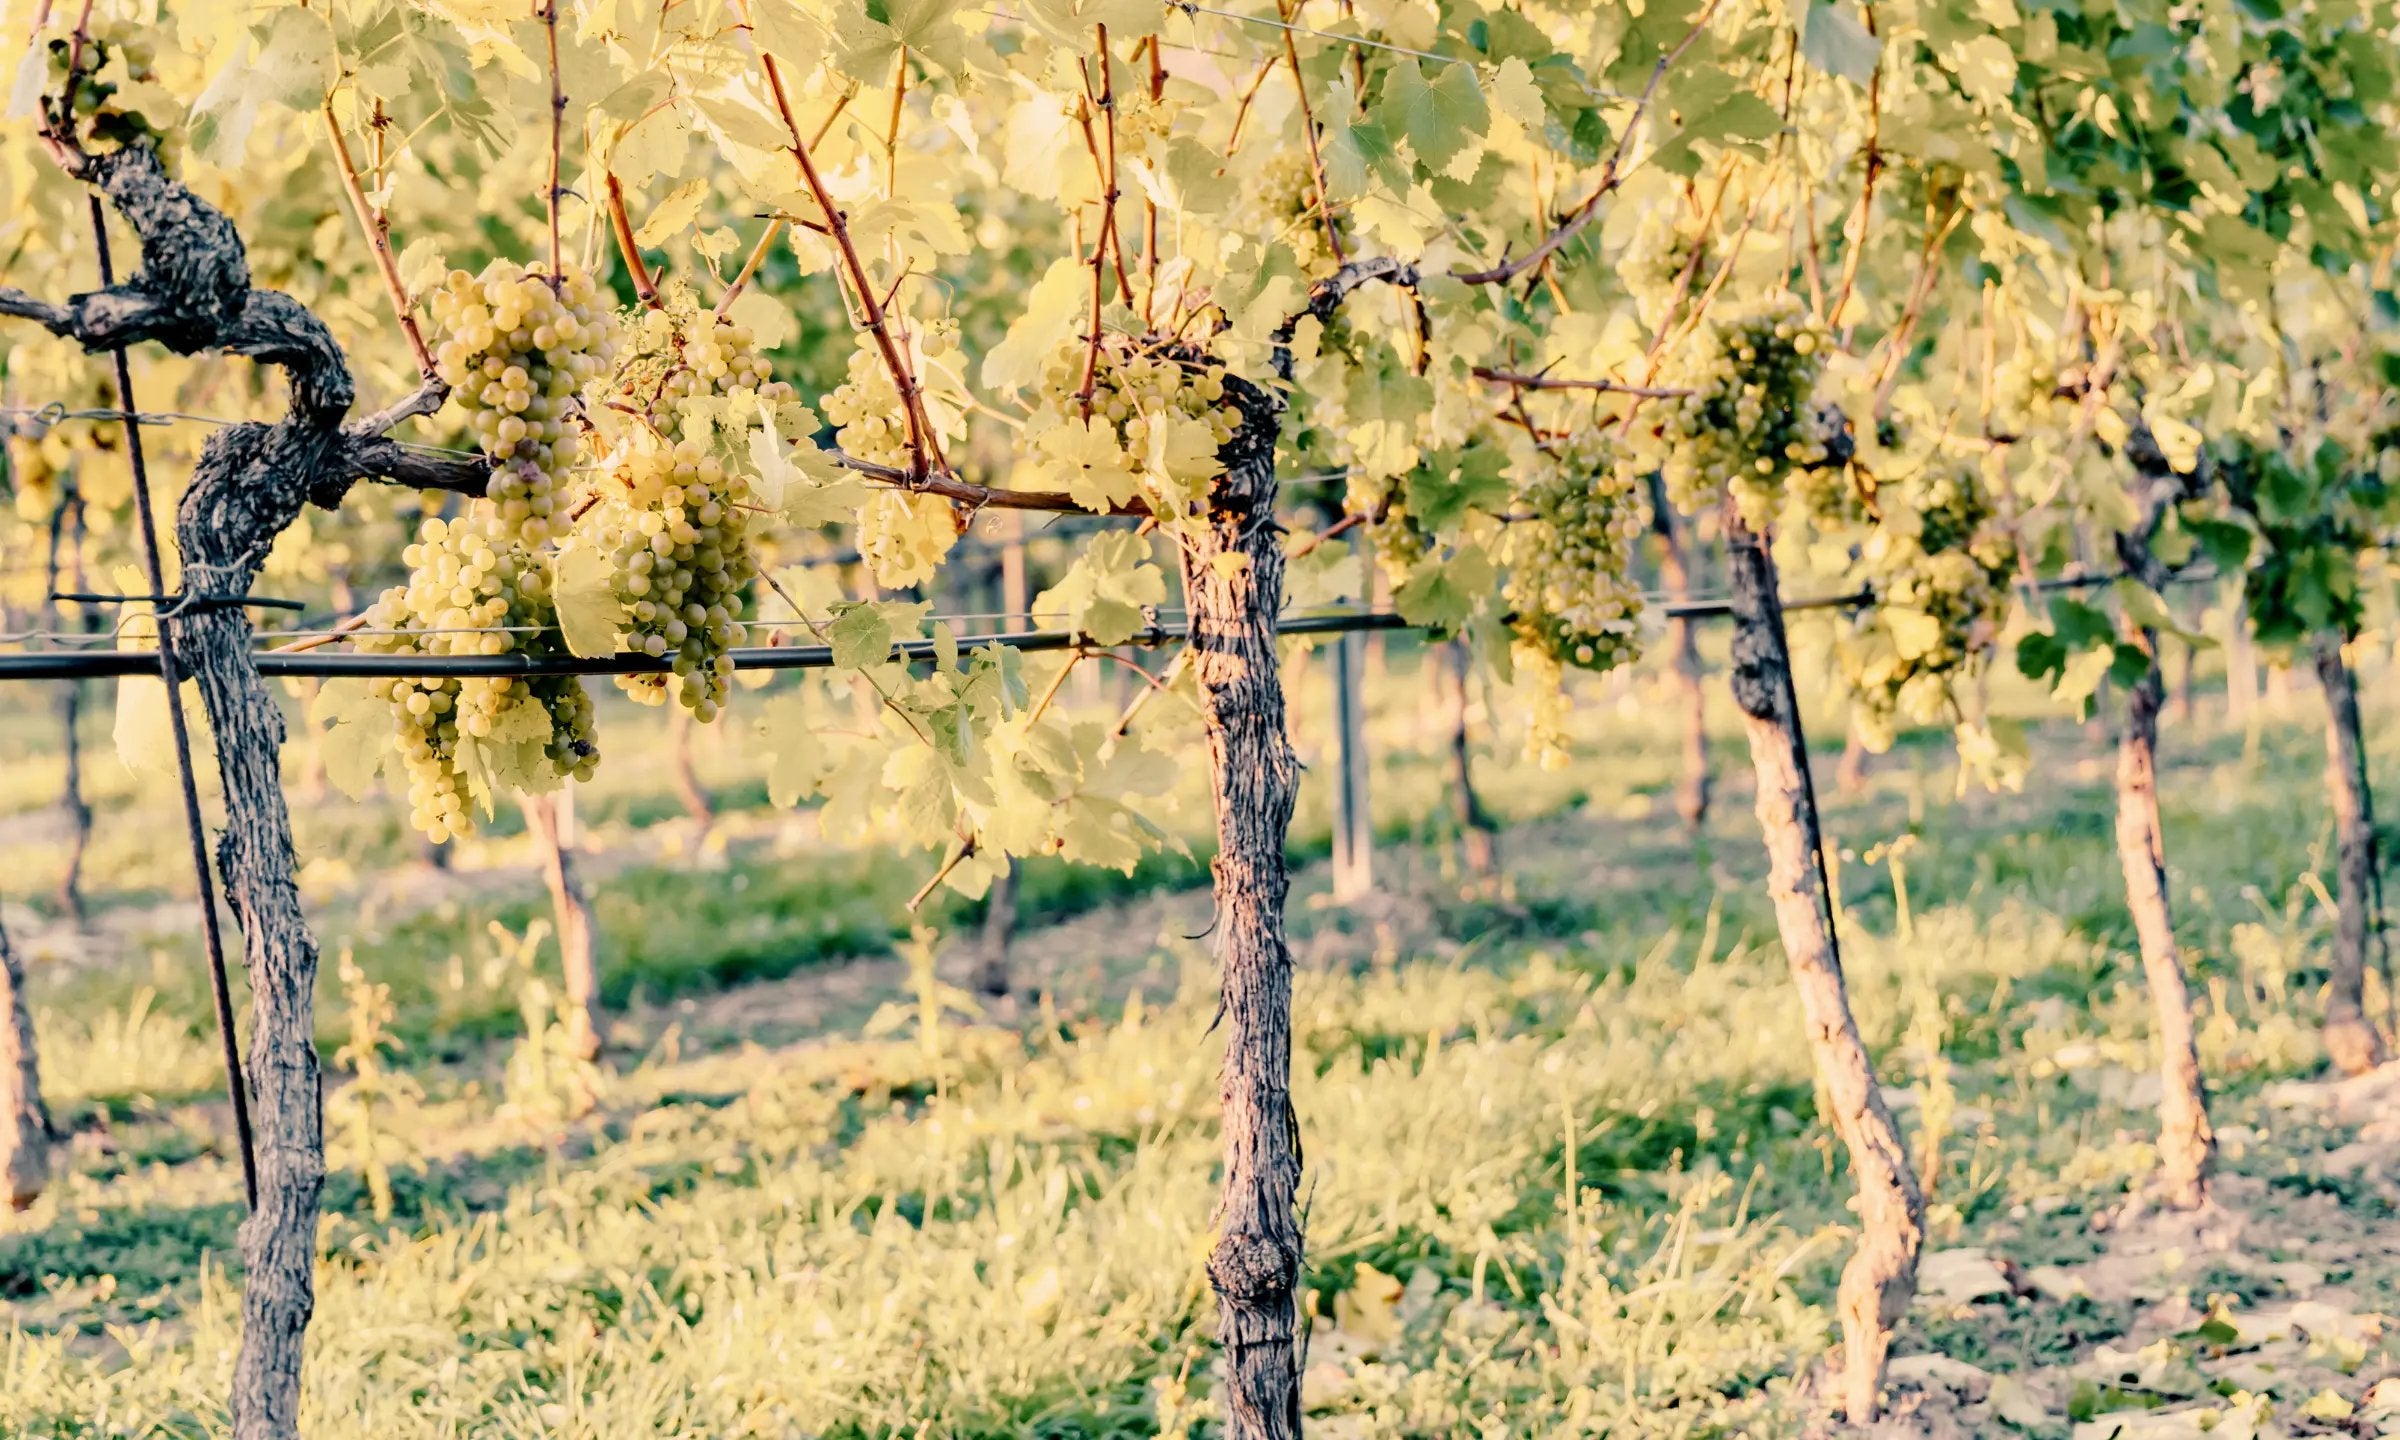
[1648, 472, 1710, 832]
[2313, 633, 2386, 1076]
[522, 789, 604, 1063]
[0, 142, 495, 1440]
[1725, 518, 1923, 1424]
[0, 907, 50, 1211]
[1180, 372, 1304, 1440]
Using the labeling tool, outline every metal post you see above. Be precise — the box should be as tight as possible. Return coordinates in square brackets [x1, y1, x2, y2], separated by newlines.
[91, 200, 258, 1208]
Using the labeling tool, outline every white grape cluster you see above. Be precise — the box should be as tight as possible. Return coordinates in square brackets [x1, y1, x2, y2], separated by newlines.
[1028, 337, 1243, 475]
[362, 512, 599, 842]
[1842, 466, 2018, 749]
[617, 301, 794, 419]
[584, 435, 755, 719]
[821, 337, 917, 472]
[1247, 147, 1335, 274]
[428, 264, 617, 547]
[1502, 432, 1648, 673]
[1619, 207, 1710, 330]
[1652, 295, 1836, 528]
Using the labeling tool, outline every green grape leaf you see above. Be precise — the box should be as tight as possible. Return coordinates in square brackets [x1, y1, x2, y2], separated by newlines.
[1405, 446, 1510, 533]
[981, 257, 1087, 393]
[551, 546, 625, 659]
[2051, 644, 2117, 710]
[1800, 2, 1881, 86]
[1285, 541, 1366, 609]
[827, 600, 929, 670]
[1393, 547, 1495, 632]
[309, 679, 391, 800]
[1374, 59, 1489, 174]
[1318, 80, 1408, 200]
[454, 733, 498, 818]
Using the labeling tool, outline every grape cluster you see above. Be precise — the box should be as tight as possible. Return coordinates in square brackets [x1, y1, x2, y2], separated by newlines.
[1619, 207, 1710, 330]
[584, 436, 756, 719]
[1502, 432, 1648, 673]
[616, 301, 794, 419]
[821, 337, 918, 472]
[1247, 147, 1335, 274]
[1840, 466, 2018, 749]
[1027, 337, 1243, 494]
[1651, 295, 1836, 527]
[429, 264, 617, 547]
[362, 512, 599, 842]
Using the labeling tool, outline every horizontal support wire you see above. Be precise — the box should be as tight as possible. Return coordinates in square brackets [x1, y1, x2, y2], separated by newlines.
[0, 566, 2200, 678]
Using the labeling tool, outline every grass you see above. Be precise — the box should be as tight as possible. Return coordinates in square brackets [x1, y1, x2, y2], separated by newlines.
[1, 643, 2398, 1434]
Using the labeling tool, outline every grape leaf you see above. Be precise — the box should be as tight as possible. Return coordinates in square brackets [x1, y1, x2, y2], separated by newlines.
[1036, 531, 1167, 644]
[551, 545, 625, 659]
[635, 179, 710, 247]
[309, 679, 392, 800]
[981, 257, 1087, 393]
[115, 676, 214, 783]
[1405, 447, 1509, 532]
[1318, 81, 1408, 200]
[834, 0, 971, 82]
[1393, 548, 1495, 631]
[1374, 60, 1489, 174]
[1800, 2, 1880, 86]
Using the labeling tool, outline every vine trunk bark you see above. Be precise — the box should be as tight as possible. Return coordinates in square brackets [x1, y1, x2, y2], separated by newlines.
[1181, 374, 1304, 1440]
[1725, 518, 1923, 1424]
[2112, 525, 2215, 1210]
[2313, 633, 2386, 1076]
[1442, 640, 1497, 878]
[0, 907, 50, 1210]
[522, 789, 604, 1062]
[1648, 473, 1710, 832]
[668, 703, 715, 843]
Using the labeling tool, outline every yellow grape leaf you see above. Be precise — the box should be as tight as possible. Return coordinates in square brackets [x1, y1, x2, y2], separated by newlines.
[634, 179, 709, 247]
[551, 545, 625, 659]
[1035, 417, 1142, 512]
[114, 676, 215, 783]
[308, 678, 391, 800]
[723, 285, 793, 349]
[1035, 531, 1167, 644]
[981, 257, 1086, 393]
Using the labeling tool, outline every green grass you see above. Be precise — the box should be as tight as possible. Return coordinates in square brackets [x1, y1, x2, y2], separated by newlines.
[2, 646, 2399, 1434]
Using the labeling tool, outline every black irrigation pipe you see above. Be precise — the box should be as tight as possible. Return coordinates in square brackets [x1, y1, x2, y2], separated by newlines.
[0, 565, 2213, 684]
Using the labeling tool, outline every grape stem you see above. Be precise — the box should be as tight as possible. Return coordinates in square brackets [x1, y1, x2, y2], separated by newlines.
[713, 217, 783, 319]
[1074, 24, 1124, 415]
[321, 98, 440, 385]
[1221, 54, 1280, 155]
[831, 447, 1153, 517]
[536, 0, 567, 292]
[1275, 0, 1347, 266]
[602, 169, 661, 308]
[1453, 0, 1719, 288]
[747, 16, 943, 481]
[1827, 4, 1884, 337]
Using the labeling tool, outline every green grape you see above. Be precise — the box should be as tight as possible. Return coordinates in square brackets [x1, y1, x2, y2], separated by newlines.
[1619, 207, 1711, 330]
[1244, 146, 1335, 275]
[585, 434, 755, 720]
[822, 337, 915, 473]
[428, 262, 618, 549]
[616, 296, 795, 420]
[1649, 294, 1835, 528]
[1837, 464, 2018, 748]
[361, 509, 600, 842]
[1502, 431, 1647, 673]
